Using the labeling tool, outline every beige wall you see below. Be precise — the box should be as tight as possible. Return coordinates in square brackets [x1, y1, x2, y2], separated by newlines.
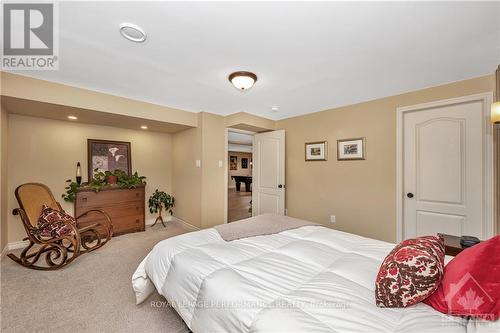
[226, 112, 275, 133]
[172, 125, 202, 228]
[228, 152, 253, 188]
[277, 75, 496, 243]
[0, 105, 8, 249]
[1, 72, 197, 128]
[7, 114, 173, 243]
[171, 113, 226, 229]
[200, 113, 227, 229]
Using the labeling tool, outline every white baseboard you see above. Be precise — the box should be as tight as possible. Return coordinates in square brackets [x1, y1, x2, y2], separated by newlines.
[145, 215, 173, 226]
[1, 240, 29, 259]
[146, 215, 199, 231]
[172, 216, 200, 231]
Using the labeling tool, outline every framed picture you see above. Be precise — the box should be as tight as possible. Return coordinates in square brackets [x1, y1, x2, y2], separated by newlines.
[241, 158, 248, 169]
[88, 139, 131, 179]
[337, 137, 365, 160]
[230, 156, 238, 170]
[305, 141, 328, 161]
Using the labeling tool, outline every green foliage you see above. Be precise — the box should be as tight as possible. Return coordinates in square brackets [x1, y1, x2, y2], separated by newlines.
[117, 171, 146, 189]
[62, 180, 80, 202]
[62, 169, 147, 202]
[148, 189, 175, 215]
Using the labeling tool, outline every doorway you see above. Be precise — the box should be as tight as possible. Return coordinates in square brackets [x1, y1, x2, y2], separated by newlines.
[396, 93, 494, 241]
[227, 129, 254, 222]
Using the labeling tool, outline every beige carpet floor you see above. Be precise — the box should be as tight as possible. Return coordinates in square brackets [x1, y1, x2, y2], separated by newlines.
[1, 221, 192, 333]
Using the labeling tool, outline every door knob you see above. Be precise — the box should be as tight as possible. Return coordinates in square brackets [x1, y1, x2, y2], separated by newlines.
[407, 193, 414, 198]
[278, 184, 283, 188]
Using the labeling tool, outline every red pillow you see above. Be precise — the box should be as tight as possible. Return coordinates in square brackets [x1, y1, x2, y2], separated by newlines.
[375, 235, 445, 308]
[37, 204, 76, 226]
[424, 235, 500, 320]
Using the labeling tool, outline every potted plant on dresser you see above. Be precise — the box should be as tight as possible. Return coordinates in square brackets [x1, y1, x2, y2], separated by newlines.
[148, 189, 175, 228]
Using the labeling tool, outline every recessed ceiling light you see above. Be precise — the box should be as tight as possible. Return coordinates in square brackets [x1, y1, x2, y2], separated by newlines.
[140, 125, 148, 130]
[67, 115, 78, 120]
[271, 106, 280, 112]
[119, 23, 147, 43]
[228, 71, 257, 91]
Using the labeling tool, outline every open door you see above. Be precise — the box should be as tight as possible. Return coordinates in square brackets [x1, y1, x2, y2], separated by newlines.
[252, 130, 285, 215]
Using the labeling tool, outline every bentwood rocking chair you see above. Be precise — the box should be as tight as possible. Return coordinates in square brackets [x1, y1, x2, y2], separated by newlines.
[8, 183, 113, 270]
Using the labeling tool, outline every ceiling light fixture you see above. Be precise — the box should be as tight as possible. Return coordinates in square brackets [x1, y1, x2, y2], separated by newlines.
[68, 115, 78, 120]
[140, 125, 148, 130]
[228, 71, 257, 91]
[119, 23, 147, 43]
[271, 106, 280, 112]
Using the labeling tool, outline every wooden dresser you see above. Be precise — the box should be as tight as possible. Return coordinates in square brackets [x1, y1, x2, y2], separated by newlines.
[75, 185, 145, 236]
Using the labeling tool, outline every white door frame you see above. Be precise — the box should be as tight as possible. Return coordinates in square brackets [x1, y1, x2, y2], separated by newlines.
[224, 128, 256, 224]
[224, 128, 229, 224]
[396, 93, 494, 242]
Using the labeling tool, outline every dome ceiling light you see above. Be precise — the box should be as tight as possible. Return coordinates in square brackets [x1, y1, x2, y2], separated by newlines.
[228, 71, 258, 91]
[119, 23, 147, 43]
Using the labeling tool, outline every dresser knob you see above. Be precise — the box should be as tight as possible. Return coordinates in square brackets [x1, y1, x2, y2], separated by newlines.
[82, 197, 87, 202]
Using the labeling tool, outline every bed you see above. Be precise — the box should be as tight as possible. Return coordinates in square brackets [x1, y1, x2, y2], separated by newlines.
[132, 214, 468, 332]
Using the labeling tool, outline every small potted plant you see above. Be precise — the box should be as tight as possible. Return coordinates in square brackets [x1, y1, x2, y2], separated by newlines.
[105, 170, 118, 184]
[148, 189, 175, 228]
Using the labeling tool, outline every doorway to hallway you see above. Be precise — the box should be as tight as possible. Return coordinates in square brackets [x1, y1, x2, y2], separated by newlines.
[227, 130, 253, 222]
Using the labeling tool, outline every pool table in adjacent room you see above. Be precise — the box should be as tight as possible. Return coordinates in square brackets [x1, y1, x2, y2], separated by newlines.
[231, 176, 252, 192]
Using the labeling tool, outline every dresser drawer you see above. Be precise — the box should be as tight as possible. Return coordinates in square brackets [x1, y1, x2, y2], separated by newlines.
[113, 215, 145, 235]
[76, 203, 144, 221]
[77, 214, 144, 236]
[76, 188, 143, 208]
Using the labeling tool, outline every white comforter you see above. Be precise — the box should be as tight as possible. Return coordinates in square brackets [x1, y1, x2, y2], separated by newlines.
[132, 224, 467, 333]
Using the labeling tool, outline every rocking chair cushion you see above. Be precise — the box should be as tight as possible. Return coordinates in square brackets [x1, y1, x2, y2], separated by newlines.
[34, 205, 76, 238]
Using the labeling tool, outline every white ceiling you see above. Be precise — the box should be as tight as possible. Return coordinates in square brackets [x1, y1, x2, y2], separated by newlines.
[228, 144, 253, 154]
[228, 131, 253, 145]
[9, 1, 500, 120]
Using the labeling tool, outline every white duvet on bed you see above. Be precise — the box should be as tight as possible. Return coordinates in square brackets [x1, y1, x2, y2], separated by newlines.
[132, 224, 467, 333]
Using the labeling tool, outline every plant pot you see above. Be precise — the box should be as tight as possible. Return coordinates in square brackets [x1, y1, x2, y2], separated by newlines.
[106, 175, 117, 184]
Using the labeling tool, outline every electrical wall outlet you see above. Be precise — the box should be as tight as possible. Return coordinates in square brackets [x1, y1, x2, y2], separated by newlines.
[330, 215, 336, 223]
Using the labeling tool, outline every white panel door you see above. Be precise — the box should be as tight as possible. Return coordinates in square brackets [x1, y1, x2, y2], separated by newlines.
[252, 130, 285, 215]
[403, 100, 484, 239]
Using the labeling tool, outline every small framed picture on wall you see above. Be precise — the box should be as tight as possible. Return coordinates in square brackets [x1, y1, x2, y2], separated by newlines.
[305, 141, 328, 161]
[337, 137, 365, 160]
[241, 158, 248, 169]
[229, 156, 238, 170]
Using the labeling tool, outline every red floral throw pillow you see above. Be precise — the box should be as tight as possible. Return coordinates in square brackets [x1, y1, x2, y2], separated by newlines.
[375, 235, 445, 308]
[35, 204, 76, 238]
[424, 235, 500, 320]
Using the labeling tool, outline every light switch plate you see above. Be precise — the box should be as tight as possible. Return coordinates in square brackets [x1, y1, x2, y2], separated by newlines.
[330, 215, 336, 223]
[218, 160, 223, 167]
[196, 159, 201, 168]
